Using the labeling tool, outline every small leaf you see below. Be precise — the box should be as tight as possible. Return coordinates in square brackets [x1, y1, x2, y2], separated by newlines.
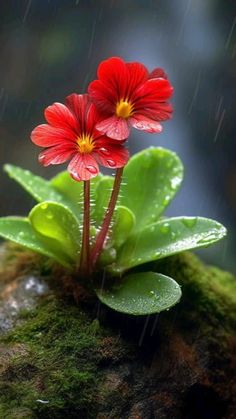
[111, 217, 227, 274]
[51, 171, 102, 219]
[111, 205, 136, 248]
[4, 164, 64, 204]
[29, 201, 80, 261]
[93, 176, 113, 226]
[0, 217, 71, 268]
[95, 272, 182, 315]
[119, 147, 184, 232]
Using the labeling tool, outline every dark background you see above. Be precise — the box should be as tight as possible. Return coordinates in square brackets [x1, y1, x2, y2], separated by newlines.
[0, 0, 235, 271]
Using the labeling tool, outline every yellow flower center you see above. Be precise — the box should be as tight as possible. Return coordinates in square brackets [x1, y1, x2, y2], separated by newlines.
[116, 99, 134, 119]
[77, 134, 94, 154]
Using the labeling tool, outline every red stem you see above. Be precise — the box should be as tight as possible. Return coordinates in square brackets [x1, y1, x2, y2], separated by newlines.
[79, 180, 90, 277]
[91, 167, 124, 268]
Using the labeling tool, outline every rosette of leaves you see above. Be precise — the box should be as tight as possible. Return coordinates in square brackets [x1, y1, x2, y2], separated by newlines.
[0, 147, 226, 315]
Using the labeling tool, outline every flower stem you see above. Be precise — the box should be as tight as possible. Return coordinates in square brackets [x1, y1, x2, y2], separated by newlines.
[79, 180, 90, 277]
[91, 167, 124, 268]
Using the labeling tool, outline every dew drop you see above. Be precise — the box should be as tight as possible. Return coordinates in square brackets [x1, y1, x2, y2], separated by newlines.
[41, 203, 48, 210]
[107, 159, 116, 167]
[86, 165, 97, 174]
[99, 147, 109, 156]
[160, 222, 170, 234]
[46, 212, 53, 220]
[163, 195, 170, 205]
[182, 217, 197, 228]
[170, 177, 180, 189]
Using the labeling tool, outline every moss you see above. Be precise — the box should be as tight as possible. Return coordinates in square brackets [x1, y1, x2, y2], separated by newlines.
[0, 247, 236, 418]
[156, 252, 236, 331]
[0, 296, 106, 418]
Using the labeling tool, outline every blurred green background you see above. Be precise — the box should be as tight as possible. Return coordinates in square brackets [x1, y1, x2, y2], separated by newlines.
[0, 0, 235, 271]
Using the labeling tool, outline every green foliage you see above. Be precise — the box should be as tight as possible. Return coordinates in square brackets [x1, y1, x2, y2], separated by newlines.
[4, 164, 67, 206]
[119, 147, 184, 232]
[0, 147, 227, 315]
[0, 217, 69, 267]
[96, 272, 181, 315]
[111, 216, 227, 274]
[29, 201, 80, 262]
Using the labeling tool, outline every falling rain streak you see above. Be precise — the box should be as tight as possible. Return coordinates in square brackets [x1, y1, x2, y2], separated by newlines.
[213, 109, 226, 143]
[188, 70, 202, 115]
[225, 16, 236, 49]
[176, 0, 192, 44]
[215, 96, 223, 121]
[139, 315, 150, 346]
[23, 0, 32, 23]
[96, 270, 106, 319]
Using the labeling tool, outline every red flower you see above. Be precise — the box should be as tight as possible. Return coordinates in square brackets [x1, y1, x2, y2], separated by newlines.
[31, 94, 129, 181]
[88, 57, 174, 141]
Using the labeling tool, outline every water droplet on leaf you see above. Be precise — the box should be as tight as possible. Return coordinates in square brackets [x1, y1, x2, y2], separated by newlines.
[160, 222, 170, 234]
[182, 217, 197, 228]
[46, 212, 53, 220]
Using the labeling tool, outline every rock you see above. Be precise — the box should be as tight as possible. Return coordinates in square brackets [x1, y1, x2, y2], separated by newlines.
[0, 243, 235, 418]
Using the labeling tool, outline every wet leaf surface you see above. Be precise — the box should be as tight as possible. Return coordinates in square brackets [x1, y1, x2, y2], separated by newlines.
[119, 147, 184, 232]
[29, 201, 80, 262]
[112, 217, 227, 274]
[96, 271, 182, 315]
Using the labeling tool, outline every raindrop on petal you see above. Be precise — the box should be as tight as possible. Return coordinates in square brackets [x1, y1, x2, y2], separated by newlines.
[86, 165, 97, 174]
[107, 159, 116, 167]
[99, 147, 109, 156]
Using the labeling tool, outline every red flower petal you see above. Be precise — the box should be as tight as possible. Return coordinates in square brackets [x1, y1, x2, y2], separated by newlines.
[129, 114, 163, 133]
[31, 124, 76, 147]
[86, 101, 103, 135]
[126, 62, 148, 98]
[88, 80, 116, 113]
[65, 93, 89, 133]
[97, 57, 128, 99]
[96, 115, 130, 141]
[140, 102, 173, 121]
[149, 68, 168, 79]
[134, 78, 174, 107]
[68, 153, 99, 181]
[94, 138, 129, 168]
[44, 102, 79, 133]
[38, 144, 75, 166]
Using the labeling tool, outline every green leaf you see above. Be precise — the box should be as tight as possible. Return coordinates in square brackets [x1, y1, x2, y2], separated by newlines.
[51, 170, 102, 219]
[119, 147, 184, 232]
[111, 205, 136, 248]
[95, 272, 182, 315]
[93, 176, 113, 226]
[29, 201, 81, 261]
[0, 217, 71, 268]
[111, 217, 227, 274]
[4, 164, 64, 204]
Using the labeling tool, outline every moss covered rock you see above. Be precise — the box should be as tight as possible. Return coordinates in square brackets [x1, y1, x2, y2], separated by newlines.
[0, 245, 235, 418]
